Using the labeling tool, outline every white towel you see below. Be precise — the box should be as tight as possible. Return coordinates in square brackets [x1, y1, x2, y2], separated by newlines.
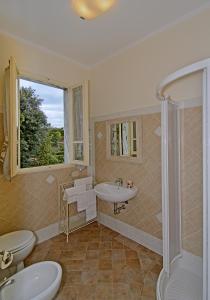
[86, 206, 97, 222]
[63, 185, 85, 204]
[74, 176, 93, 190]
[77, 190, 97, 221]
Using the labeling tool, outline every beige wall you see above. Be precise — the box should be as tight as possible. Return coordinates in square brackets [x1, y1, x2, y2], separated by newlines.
[92, 8, 205, 257]
[0, 32, 90, 112]
[181, 106, 202, 257]
[0, 32, 89, 234]
[90, 9, 210, 117]
[95, 106, 202, 257]
[0, 7, 204, 256]
[95, 113, 162, 240]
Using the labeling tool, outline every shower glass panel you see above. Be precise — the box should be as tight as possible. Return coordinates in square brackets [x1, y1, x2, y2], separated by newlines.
[162, 100, 181, 276]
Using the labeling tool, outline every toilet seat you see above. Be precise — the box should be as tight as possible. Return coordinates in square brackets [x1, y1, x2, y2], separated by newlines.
[0, 230, 35, 253]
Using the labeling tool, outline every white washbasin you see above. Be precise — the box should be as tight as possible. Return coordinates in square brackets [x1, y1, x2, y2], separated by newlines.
[0, 261, 62, 300]
[94, 182, 138, 203]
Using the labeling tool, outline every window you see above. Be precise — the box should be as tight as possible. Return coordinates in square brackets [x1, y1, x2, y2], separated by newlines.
[106, 117, 142, 163]
[19, 79, 65, 169]
[3, 57, 89, 178]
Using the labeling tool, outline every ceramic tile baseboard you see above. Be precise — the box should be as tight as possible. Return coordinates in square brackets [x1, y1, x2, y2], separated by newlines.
[35, 213, 85, 244]
[98, 212, 163, 255]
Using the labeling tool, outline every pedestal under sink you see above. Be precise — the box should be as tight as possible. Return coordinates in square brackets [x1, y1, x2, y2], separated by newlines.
[0, 261, 62, 300]
[94, 182, 138, 203]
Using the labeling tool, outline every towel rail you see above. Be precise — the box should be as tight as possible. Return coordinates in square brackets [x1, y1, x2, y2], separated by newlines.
[59, 181, 97, 242]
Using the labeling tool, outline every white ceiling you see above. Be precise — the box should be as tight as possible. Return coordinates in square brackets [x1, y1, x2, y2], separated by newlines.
[0, 0, 209, 67]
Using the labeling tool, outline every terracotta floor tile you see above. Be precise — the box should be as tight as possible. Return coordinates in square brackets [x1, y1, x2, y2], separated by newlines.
[81, 270, 98, 285]
[98, 258, 112, 270]
[99, 241, 112, 249]
[97, 270, 113, 283]
[82, 259, 99, 271]
[113, 283, 131, 300]
[64, 271, 82, 285]
[125, 249, 139, 260]
[86, 250, 99, 259]
[61, 259, 84, 272]
[99, 249, 112, 259]
[88, 242, 100, 250]
[95, 283, 113, 300]
[55, 285, 78, 300]
[77, 284, 96, 299]
[126, 258, 141, 269]
[112, 249, 126, 263]
[26, 222, 162, 300]
[112, 240, 124, 249]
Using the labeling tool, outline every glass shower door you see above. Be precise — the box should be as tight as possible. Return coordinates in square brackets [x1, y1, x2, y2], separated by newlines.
[161, 100, 181, 276]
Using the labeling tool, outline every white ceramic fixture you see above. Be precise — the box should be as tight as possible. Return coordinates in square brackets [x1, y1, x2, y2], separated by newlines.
[0, 261, 62, 300]
[94, 182, 138, 203]
[0, 231, 36, 271]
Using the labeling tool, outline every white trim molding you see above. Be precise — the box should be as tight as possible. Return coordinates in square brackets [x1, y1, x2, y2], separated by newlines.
[34, 213, 85, 244]
[35, 222, 60, 244]
[92, 97, 202, 123]
[98, 212, 163, 255]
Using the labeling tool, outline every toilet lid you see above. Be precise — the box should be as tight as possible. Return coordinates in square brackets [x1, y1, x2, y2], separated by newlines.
[0, 230, 35, 252]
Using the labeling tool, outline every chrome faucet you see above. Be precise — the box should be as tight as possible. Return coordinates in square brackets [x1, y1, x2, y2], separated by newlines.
[115, 178, 123, 187]
[0, 277, 14, 290]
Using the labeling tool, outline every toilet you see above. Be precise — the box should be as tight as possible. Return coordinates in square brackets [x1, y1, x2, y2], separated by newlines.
[0, 230, 36, 271]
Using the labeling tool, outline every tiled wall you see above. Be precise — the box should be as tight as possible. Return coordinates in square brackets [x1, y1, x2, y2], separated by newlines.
[95, 107, 202, 257]
[180, 107, 202, 256]
[95, 113, 162, 240]
[0, 113, 87, 234]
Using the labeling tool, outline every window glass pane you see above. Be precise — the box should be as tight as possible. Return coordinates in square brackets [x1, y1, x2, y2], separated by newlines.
[73, 86, 83, 141]
[121, 122, 129, 156]
[133, 121, 136, 138]
[73, 143, 84, 161]
[19, 79, 64, 168]
[110, 120, 138, 158]
[111, 123, 120, 156]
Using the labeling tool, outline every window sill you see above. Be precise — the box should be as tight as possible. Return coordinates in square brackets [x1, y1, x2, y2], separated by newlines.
[17, 163, 74, 175]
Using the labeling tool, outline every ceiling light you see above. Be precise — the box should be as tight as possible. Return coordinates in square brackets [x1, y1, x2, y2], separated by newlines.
[71, 0, 116, 20]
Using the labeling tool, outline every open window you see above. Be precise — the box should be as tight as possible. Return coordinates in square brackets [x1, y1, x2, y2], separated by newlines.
[2, 57, 89, 178]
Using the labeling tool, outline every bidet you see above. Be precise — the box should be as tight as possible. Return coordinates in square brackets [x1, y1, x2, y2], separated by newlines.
[0, 261, 62, 300]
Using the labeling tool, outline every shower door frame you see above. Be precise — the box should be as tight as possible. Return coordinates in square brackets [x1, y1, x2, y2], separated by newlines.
[161, 99, 181, 276]
[203, 64, 210, 300]
[157, 58, 210, 300]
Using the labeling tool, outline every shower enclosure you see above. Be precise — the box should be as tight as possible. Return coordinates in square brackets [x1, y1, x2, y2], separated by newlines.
[156, 59, 210, 300]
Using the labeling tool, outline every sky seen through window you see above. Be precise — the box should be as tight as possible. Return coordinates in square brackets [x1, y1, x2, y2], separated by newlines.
[20, 79, 64, 128]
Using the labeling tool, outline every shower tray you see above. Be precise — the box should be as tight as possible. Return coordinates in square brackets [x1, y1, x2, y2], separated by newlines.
[157, 256, 202, 300]
[164, 267, 202, 300]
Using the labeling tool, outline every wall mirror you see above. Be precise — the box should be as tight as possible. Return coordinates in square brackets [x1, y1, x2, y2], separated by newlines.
[106, 117, 142, 163]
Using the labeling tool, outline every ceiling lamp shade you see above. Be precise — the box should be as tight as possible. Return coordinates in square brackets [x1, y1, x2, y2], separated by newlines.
[71, 0, 116, 20]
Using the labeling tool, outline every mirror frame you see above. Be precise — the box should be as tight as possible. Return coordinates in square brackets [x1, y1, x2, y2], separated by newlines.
[106, 116, 143, 163]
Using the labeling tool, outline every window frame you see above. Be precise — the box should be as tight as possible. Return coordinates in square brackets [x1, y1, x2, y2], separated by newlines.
[69, 81, 89, 166]
[106, 116, 143, 164]
[16, 72, 89, 174]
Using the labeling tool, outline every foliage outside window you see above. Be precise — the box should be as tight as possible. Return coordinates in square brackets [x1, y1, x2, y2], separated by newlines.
[19, 80, 65, 169]
[2, 57, 89, 179]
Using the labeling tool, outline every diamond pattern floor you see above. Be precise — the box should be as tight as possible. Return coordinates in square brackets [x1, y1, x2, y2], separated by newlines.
[25, 222, 162, 300]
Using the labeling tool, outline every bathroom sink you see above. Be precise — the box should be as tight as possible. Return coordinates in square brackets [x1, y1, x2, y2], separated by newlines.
[94, 182, 138, 203]
[0, 261, 62, 300]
